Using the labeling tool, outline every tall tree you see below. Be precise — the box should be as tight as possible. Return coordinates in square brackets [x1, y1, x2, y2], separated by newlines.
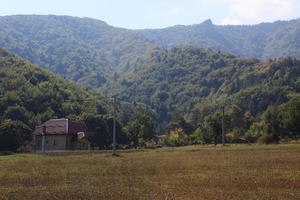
[281, 99, 300, 138]
[123, 113, 155, 147]
[204, 113, 222, 145]
[0, 120, 32, 152]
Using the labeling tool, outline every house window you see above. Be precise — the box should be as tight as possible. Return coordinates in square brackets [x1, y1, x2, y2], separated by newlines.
[46, 140, 48, 144]
[53, 139, 56, 145]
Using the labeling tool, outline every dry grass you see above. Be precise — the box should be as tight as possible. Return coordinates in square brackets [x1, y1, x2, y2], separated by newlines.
[0, 144, 300, 200]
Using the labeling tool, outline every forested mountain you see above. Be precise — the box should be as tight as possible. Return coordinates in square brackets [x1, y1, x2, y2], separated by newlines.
[137, 19, 300, 60]
[0, 48, 157, 151]
[0, 15, 156, 90]
[1, 15, 300, 133]
[0, 48, 106, 128]
[1, 15, 300, 148]
[102, 46, 300, 128]
[1, 15, 300, 95]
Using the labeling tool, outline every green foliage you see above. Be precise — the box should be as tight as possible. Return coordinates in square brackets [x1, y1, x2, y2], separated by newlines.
[0, 48, 112, 150]
[137, 18, 300, 60]
[161, 128, 190, 146]
[281, 99, 300, 138]
[204, 113, 222, 145]
[190, 112, 224, 145]
[244, 122, 265, 142]
[0, 120, 32, 152]
[0, 15, 156, 89]
[0, 48, 156, 150]
[190, 127, 211, 144]
[83, 114, 129, 149]
[4, 106, 31, 124]
[261, 106, 283, 135]
[1, 15, 300, 136]
[170, 112, 194, 135]
[104, 46, 300, 130]
[0, 48, 103, 129]
[123, 113, 155, 147]
[256, 134, 280, 144]
[1, 15, 300, 146]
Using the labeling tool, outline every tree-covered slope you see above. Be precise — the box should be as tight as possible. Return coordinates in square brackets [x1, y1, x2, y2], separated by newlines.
[102, 46, 300, 128]
[0, 48, 157, 151]
[1, 15, 300, 95]
[137, 19, 300, 60]
[0, 15, 156, 89]
[0, 48, 107, 129]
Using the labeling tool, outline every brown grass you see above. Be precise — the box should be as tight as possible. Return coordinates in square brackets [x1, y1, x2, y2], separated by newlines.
[0, 144, 300, 200]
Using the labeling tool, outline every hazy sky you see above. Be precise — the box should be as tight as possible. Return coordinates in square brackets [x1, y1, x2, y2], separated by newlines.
[1, 0, 300, 29]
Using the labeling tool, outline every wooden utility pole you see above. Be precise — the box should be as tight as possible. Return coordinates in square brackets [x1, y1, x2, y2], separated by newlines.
[222, 106, 225, 146]
[112, 95, 117, 156]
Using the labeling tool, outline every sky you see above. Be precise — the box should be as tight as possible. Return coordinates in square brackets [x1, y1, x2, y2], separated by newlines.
[1, 0, 300, 29]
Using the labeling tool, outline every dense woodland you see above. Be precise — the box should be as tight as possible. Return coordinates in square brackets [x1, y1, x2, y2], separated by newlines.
[103, 46, 300, 127]
[0, 15, 157, 89]
[1, 15, 300, 92]
[0, 15, 300, 151]
[0, 49, 153, 151]
[137, 18, 300, 60]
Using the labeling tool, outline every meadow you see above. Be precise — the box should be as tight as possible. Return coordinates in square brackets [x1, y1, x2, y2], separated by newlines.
[0, 144, 300, 200]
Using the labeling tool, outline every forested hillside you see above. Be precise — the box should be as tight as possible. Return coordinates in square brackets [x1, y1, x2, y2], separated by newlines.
[137, 19, 300, 60]
[0, 48, 154, 151]
[0, 15, 156, 90]
[1, 15, 300, 95]
[0, 48, 102, 126]
[1, 15, 299, 146]
[102, 46, 300, 129]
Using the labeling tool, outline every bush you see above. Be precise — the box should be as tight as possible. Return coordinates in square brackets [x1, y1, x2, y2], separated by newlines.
[0, 151, 15, 156]
[0, 120, 32, 152]
[190, 128, 205, 144]
[256, 134, 280, 144]
[161, 128, 190, 146]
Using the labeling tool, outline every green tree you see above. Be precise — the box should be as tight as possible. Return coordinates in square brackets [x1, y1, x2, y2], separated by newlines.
[204, 113, 222, 145]
[190, 126, 213, 144]
[0, 120, 32, 152]
[83, 114, 129, 149]
[226, 105, 245, 131]
[123, 113, 155, 147]
[261, 106, 282, 136]
[244, 121, 268, 142]
[162, 128, 190, 146]
[171, 112, 194, 134]
[281, 100, 300, 138]
[4, 106, 31, 124]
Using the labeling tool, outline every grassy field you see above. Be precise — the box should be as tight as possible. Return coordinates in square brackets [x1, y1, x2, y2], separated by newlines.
[0, 144, 300, 200]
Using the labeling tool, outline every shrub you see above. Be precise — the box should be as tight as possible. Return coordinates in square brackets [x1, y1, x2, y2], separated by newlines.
[161, 128, 190, 146]
[256, 134, 280, 144]
[0, 151, 15, 156]
[0, 120, 32, 152]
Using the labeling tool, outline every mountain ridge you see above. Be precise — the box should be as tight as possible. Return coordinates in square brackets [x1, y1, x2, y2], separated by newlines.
[1, 15, 300, 129]
[136, 18, 300, 60]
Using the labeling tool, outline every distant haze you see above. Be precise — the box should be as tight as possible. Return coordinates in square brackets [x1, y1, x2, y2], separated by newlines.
[1, 0, 300, 29]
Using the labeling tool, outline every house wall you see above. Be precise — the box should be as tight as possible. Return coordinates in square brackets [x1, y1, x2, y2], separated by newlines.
[35, 135, 91, 151]
[35, 135, 67, 151]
